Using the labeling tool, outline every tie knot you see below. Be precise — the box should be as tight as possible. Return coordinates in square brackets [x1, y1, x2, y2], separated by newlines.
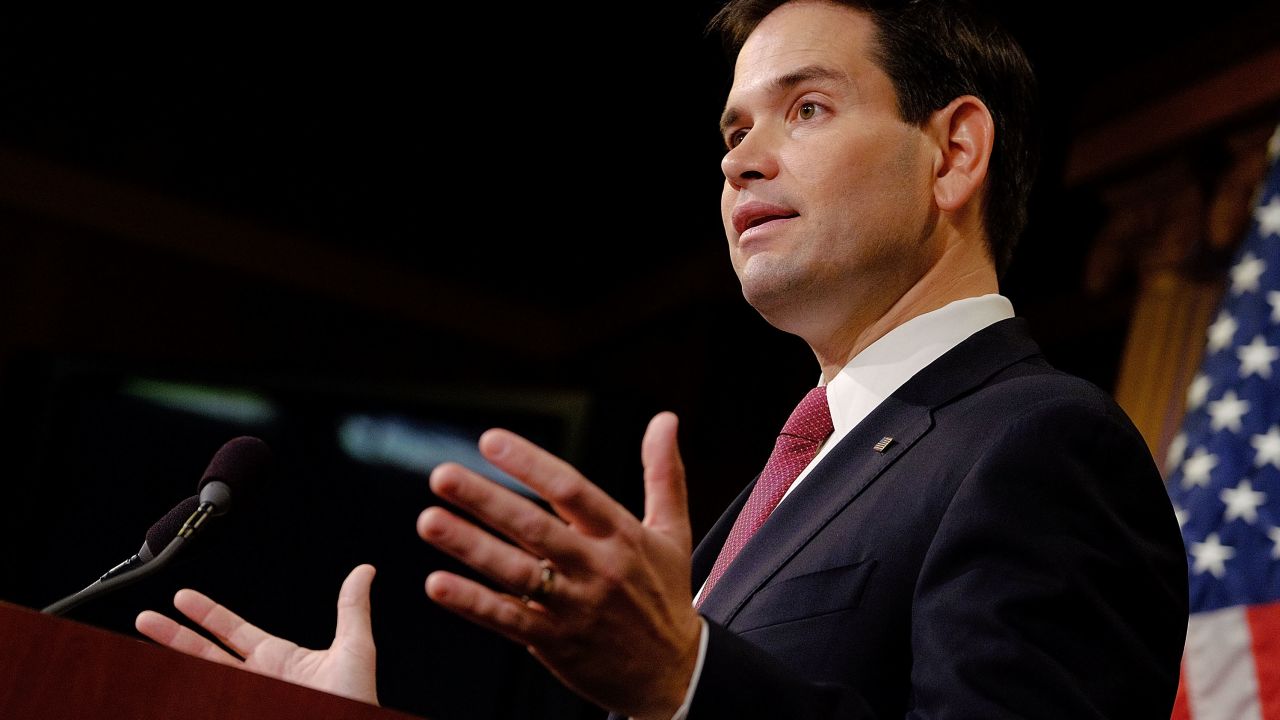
[781, 386, 833, 443]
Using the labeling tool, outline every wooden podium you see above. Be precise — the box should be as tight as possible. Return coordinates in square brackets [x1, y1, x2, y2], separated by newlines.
[0, 601, 421, 719]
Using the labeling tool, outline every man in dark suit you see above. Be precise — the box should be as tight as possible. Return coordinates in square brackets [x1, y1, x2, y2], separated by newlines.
[137, 1, 1189, 717]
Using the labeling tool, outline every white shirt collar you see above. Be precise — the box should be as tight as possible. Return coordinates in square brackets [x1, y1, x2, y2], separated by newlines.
[822, 293, 1015, 441]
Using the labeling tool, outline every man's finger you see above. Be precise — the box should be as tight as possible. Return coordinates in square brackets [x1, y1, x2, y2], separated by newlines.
[424, 570, 556, 646]
[135, 608, 246, 668]
[427, 463, 591, 567]
[333, 564, 376, 648]
[173, 588, 274, 659]
[476, 429, 627, 537]
[640, 411, 690, 545]
[419, 506, 576, 596]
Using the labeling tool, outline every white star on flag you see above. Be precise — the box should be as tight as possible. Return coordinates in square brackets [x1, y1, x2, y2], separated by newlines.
[1207, 311, 1238, 353]
[1256, 195, 1280, 238]
[1208, 389, 1251, 432]
[1271, 527, 1280, 559]
[1221, 479, 1268, 524]
[1166, 432, 1189, 471]
[1182, 448, 1220, 489]
[1190, 533, 1236, 577]
[1253, 425, 1280, 469]
[1269, 291, 1280, 324]
[1231, 253, 1267, 295]
[1237, 335, 1280, 379]
[1175, 505, 1189, 529]
[1186, 374, 1213, 411]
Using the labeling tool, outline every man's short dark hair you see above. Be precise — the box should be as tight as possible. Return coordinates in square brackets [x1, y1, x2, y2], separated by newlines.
[710, 0, 1039, 277]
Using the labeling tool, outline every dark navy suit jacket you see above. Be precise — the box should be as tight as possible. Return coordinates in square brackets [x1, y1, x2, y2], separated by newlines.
[671, 318, 1187, 719]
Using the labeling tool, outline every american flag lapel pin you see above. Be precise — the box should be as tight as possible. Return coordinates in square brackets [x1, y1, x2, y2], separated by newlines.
[873, 436, 894, 453]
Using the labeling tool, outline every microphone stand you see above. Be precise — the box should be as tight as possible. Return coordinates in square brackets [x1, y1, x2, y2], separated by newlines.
[42, 501, 218, 616]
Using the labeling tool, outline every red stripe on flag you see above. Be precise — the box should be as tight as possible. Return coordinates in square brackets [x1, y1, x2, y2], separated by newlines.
[1246, 602, 1280, 719]
[1171, 661, 1191, 720]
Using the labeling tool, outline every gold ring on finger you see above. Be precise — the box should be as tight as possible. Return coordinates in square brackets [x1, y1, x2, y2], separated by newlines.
[522, 559, 555, 604]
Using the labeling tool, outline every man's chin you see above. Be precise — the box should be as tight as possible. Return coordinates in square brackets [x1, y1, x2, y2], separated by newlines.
[740, 277, 817, 333]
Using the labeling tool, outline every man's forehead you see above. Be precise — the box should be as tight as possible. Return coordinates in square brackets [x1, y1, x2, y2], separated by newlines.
[728, 3, 875, 92]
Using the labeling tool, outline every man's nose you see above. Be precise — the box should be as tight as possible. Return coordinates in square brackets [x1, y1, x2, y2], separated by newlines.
[721, 128, 779, 191]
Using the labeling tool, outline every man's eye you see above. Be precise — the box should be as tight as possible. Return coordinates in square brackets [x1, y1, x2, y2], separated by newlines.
[727, 129, 748, 148]
[798, 102, 817, 120]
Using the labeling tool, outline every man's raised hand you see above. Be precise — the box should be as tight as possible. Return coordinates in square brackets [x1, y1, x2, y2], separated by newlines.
[418, 411, 702, 720]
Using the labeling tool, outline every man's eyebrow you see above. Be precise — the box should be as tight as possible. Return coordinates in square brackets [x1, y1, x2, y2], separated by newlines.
[719, 64, 847, 136]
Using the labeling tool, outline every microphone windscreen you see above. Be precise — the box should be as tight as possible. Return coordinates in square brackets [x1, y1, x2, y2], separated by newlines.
[140, 495, 200, 561]
[197, 436, 272, 501]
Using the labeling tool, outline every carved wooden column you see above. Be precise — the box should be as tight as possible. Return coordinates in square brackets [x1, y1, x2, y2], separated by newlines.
[1102, 122, 1273, 472]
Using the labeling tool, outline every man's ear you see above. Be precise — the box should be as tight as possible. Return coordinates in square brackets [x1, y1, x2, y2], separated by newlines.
[927, 95, 994, 213]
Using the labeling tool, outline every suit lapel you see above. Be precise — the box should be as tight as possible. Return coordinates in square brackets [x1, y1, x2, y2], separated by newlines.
[694, 318, 1042, 626]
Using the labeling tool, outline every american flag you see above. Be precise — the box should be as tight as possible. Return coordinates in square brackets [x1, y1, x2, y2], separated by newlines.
[1167, 122, 1280, 720]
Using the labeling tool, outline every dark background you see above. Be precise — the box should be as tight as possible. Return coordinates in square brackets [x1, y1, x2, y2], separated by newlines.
[0, 4, 1276, 719]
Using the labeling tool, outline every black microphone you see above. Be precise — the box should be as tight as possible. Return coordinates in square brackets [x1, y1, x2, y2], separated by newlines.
[196, 435, 271, 517]
[43, 436, 272, 616]
[96, 496, 201, 583]
[141, 496, 202, 563]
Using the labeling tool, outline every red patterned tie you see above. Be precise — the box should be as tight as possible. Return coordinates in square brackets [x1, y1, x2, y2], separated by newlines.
[697, 386, 834, 608]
